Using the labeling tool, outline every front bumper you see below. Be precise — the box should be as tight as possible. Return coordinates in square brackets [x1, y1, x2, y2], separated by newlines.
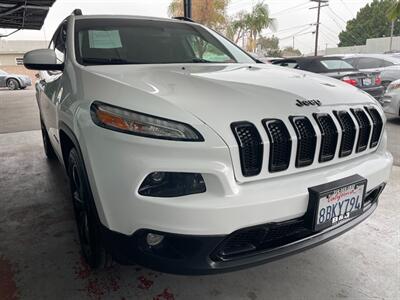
[80, 118, 393, 237]
[101, 183, 384, 275]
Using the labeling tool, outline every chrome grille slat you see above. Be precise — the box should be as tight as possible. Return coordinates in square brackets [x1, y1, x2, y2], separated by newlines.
[262, 119, 292, 172]
[231, 122, 263, 177]
[351, 108, 372, 153]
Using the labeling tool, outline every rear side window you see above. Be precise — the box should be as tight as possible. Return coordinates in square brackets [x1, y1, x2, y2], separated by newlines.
[380, 59, 394, 67]
[320, 59, 354, 70]
[356, 57, 382, 69]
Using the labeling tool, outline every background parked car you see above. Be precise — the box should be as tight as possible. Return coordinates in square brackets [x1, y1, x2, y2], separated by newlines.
[340, 54, 400, 88]
[273, 56, 385, 103]
[0, 69, 32, 90]
[383, 79, 400, 117]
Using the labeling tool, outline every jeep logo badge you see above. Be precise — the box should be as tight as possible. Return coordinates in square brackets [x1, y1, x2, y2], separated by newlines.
[296, 99, 322, 107]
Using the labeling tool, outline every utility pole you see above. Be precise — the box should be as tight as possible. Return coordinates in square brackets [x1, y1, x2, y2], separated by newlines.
[183, 0, 192, 19]
[390, 19, 395, 51]
[293, 36, 295, 49]
[310, 0, 329, 56]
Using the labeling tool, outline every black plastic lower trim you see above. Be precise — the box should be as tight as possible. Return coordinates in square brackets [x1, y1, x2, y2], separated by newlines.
[100, 185, 383, 275]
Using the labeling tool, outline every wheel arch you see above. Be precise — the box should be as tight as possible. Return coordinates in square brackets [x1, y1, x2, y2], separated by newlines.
[59, 121, 108, 227]
[6, 76, 22, 87]
[59, 122, 80, 170]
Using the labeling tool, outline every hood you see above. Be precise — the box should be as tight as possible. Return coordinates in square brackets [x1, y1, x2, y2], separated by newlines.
[86, 63, 375, 125]
[84, 63, 379, 182]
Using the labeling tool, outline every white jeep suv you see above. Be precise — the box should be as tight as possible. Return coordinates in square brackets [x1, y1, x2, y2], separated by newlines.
[24, 12, 393, 274]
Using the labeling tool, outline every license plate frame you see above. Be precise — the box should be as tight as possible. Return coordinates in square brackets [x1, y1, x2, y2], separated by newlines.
[307, 174, 367, 232]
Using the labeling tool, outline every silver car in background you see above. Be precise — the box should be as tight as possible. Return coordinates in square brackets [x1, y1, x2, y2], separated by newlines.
[0, 69, 32, 90]
[342, 54, 400, 88]
[383, 79, 400, 117]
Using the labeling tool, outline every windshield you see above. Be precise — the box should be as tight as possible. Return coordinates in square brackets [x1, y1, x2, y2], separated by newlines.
[74, 18, 255, 65]
[0, 69, 7, 75]
[320, 59, 355, 70]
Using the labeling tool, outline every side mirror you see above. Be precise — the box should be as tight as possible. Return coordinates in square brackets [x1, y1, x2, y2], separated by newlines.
[23, 49, 63, 71]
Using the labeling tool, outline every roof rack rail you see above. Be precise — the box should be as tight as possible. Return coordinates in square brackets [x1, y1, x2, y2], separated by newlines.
[173, 16, 194, 22]
[72, 9, 82, 16]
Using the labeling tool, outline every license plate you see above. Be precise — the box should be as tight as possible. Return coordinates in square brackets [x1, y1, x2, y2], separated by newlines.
[362, 78, 372, 86]
[307, 175, 367, 231]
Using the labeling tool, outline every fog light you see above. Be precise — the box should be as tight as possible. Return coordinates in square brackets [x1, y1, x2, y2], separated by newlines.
[146, 233, 164, 246]
[138, 172, 206, 197]
[150, 172, 165, 183]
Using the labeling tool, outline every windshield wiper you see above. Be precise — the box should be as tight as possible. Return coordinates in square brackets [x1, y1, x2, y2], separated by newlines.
[82, 57, 130, 65]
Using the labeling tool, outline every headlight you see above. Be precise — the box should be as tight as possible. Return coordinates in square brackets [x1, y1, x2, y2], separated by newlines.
[90, 101, 204, 141]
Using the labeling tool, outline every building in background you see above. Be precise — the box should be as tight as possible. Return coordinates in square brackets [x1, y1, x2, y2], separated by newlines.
[0, 39, 49, 84]
[0, 39, 48, 66]
[326, 36, 400, 55]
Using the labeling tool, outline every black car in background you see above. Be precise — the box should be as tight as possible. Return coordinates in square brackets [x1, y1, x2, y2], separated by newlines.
[273, 56, 385, 103]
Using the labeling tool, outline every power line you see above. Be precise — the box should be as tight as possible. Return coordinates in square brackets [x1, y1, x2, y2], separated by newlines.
[272, 1, 310, 16]
[270, 23, 313, 34]
[279, 27, 315, 41]
[320, 30, 338, 45]
[338, 0, 355, 18]
[324, 9, 365, 45]
[328, 6, 348, 25]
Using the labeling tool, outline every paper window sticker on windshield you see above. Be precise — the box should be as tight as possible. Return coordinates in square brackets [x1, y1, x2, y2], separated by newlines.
[88, 30, 122, 49]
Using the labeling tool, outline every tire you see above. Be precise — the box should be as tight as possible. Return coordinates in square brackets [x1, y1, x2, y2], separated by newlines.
[67, 148, 108, 268]
[6, 78, 19, 90]
[40, 120, 56, 159]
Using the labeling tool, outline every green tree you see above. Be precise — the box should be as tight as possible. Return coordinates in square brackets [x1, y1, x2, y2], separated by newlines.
[281, 46, 301, 57]
[225, 11, 247, 43]
[388, 0, 400, 20]
[339, 0, 400, 47]
[168, 0, 230, 30]
[244, 2, 276, 52]
[257, 36, 280, 55]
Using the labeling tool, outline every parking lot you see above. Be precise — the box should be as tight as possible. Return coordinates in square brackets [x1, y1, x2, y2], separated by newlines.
[0, 89, 399, 300]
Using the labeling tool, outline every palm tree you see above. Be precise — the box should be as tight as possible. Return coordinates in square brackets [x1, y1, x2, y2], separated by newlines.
[244, 2, 276, 52]
[387, 1, 400, 51]
[387, 0, 400, 21]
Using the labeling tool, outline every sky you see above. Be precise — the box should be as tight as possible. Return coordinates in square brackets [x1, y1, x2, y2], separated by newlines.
[0, 0, 374, 55]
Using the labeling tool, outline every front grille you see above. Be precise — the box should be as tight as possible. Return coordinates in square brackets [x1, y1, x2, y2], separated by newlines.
[231, 122, 263, 177]
[333, 111, 356, 157]
[313, 113, 338, 162]
[351, 109, 372, 153]
[290, 116, 317, 167]
[262, 119, 292, 172]
[231, 106, 382, 177]
[365, 106, 383, 148]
